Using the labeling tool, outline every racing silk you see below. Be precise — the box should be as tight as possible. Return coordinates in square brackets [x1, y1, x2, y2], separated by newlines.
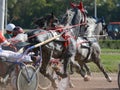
[8, 33, 28, 44]
[14, 33, 28, 42]
[0, 31, 10, 47]
[4, 33, 13, 39]
[0, 31, 32, 62]
[0, 31, 6, 43]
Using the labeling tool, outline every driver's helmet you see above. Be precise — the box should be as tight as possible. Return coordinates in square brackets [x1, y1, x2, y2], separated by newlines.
[13, 26, 24, 36]
[5, 23, 15, 32]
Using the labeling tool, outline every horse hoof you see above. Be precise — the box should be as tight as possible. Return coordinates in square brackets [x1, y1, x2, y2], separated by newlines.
[107, 77, 112, 82]
[84, 75, 91, 81]
[69, 83, 75, 88]
[52, 80, 58, 88]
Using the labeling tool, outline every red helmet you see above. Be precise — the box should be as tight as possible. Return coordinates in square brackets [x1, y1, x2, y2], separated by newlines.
[13, 26, 24, 36]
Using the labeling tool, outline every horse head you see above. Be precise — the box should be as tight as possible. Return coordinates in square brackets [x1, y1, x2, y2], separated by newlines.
[61, 8, 83, 25]
[34, 13, 59, 30]
[61, 7, 86, 38]
[34, 17, 46, 29]
[45, 12, 59, 28]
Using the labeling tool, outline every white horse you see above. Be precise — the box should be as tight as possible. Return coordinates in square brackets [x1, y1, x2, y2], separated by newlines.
[69, 16, 112, 82]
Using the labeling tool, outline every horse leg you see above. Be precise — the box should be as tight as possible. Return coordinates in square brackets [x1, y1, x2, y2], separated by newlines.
[83, 63, 92, 76]
[57, 39, 76, 78]
[81, 63, 91, 81]
[64, 38, 78, 75]
[68, 74, 74, 88]
[39, 49, 59, 88]
[69, 60, 90, 76]
[53, 61, 74, 88]
[78, 63, 91, 81]
[69, 61, 74, 74]
[61, 56, 69, 78]
[69, 53, 88, 79]
[40, 62, 60, 89]
[64, 55, 77, 88]
[94, 58, 112, 82]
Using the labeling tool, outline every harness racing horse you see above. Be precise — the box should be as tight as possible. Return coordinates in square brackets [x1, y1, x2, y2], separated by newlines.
[60, 7, 90, 77]
[62, 9, 112, 82]
[34, 9, 112, 83]
[24, 7, 85, 89]
[34, 9, 94, 81]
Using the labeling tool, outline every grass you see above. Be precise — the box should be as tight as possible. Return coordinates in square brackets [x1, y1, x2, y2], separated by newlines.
[87, 48, 120, 73]
[101, 48, 120, 53]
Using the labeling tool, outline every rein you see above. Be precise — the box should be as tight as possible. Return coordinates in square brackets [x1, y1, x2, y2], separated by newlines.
[76, 40, 89, 48]
[28, 31, 47, 39]
[56, 22, 86, 31]
[27, 22, 87, 40]
[8, 22, 87, 50]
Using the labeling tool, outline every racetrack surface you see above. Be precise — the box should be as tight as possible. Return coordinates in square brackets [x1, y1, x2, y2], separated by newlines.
[66, 73, 119, 90]
[51, 72, 119, 90]
[0, 73, 119, 90]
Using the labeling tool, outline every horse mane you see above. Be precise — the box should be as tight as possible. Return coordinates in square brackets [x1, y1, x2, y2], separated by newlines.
[87, 17, 96, 24]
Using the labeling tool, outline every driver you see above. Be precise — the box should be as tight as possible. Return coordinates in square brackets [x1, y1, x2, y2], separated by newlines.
[8, 26, 28, 44]
[0, 31, 32, 89]
[0, 31, 31, 62]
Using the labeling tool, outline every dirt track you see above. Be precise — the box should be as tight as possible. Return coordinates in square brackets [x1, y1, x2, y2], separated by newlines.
[66, 73, 119, 90]
[53, 72, 119, 90]
[0, 73, 119, 90]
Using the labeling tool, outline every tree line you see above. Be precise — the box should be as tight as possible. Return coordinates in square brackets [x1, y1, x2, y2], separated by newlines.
[7, 0, 120, 28]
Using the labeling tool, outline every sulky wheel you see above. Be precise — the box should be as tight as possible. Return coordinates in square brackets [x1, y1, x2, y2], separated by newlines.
[17, 65, 39, 90]
[38, 72, 51, 89]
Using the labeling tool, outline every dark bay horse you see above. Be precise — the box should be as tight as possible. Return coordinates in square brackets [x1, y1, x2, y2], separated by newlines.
[34, 12, 59, 30]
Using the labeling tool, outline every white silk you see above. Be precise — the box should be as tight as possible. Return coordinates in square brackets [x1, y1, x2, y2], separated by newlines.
[14, 33, 28, 42]
[0, 47, 32, 62]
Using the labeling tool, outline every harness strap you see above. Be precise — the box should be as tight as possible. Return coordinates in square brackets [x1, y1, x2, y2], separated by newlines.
[81, 43, 91, 61]
[62, 31, 76, 48]
[49, 29, 76, 48]
[76, 40, 92, 61]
